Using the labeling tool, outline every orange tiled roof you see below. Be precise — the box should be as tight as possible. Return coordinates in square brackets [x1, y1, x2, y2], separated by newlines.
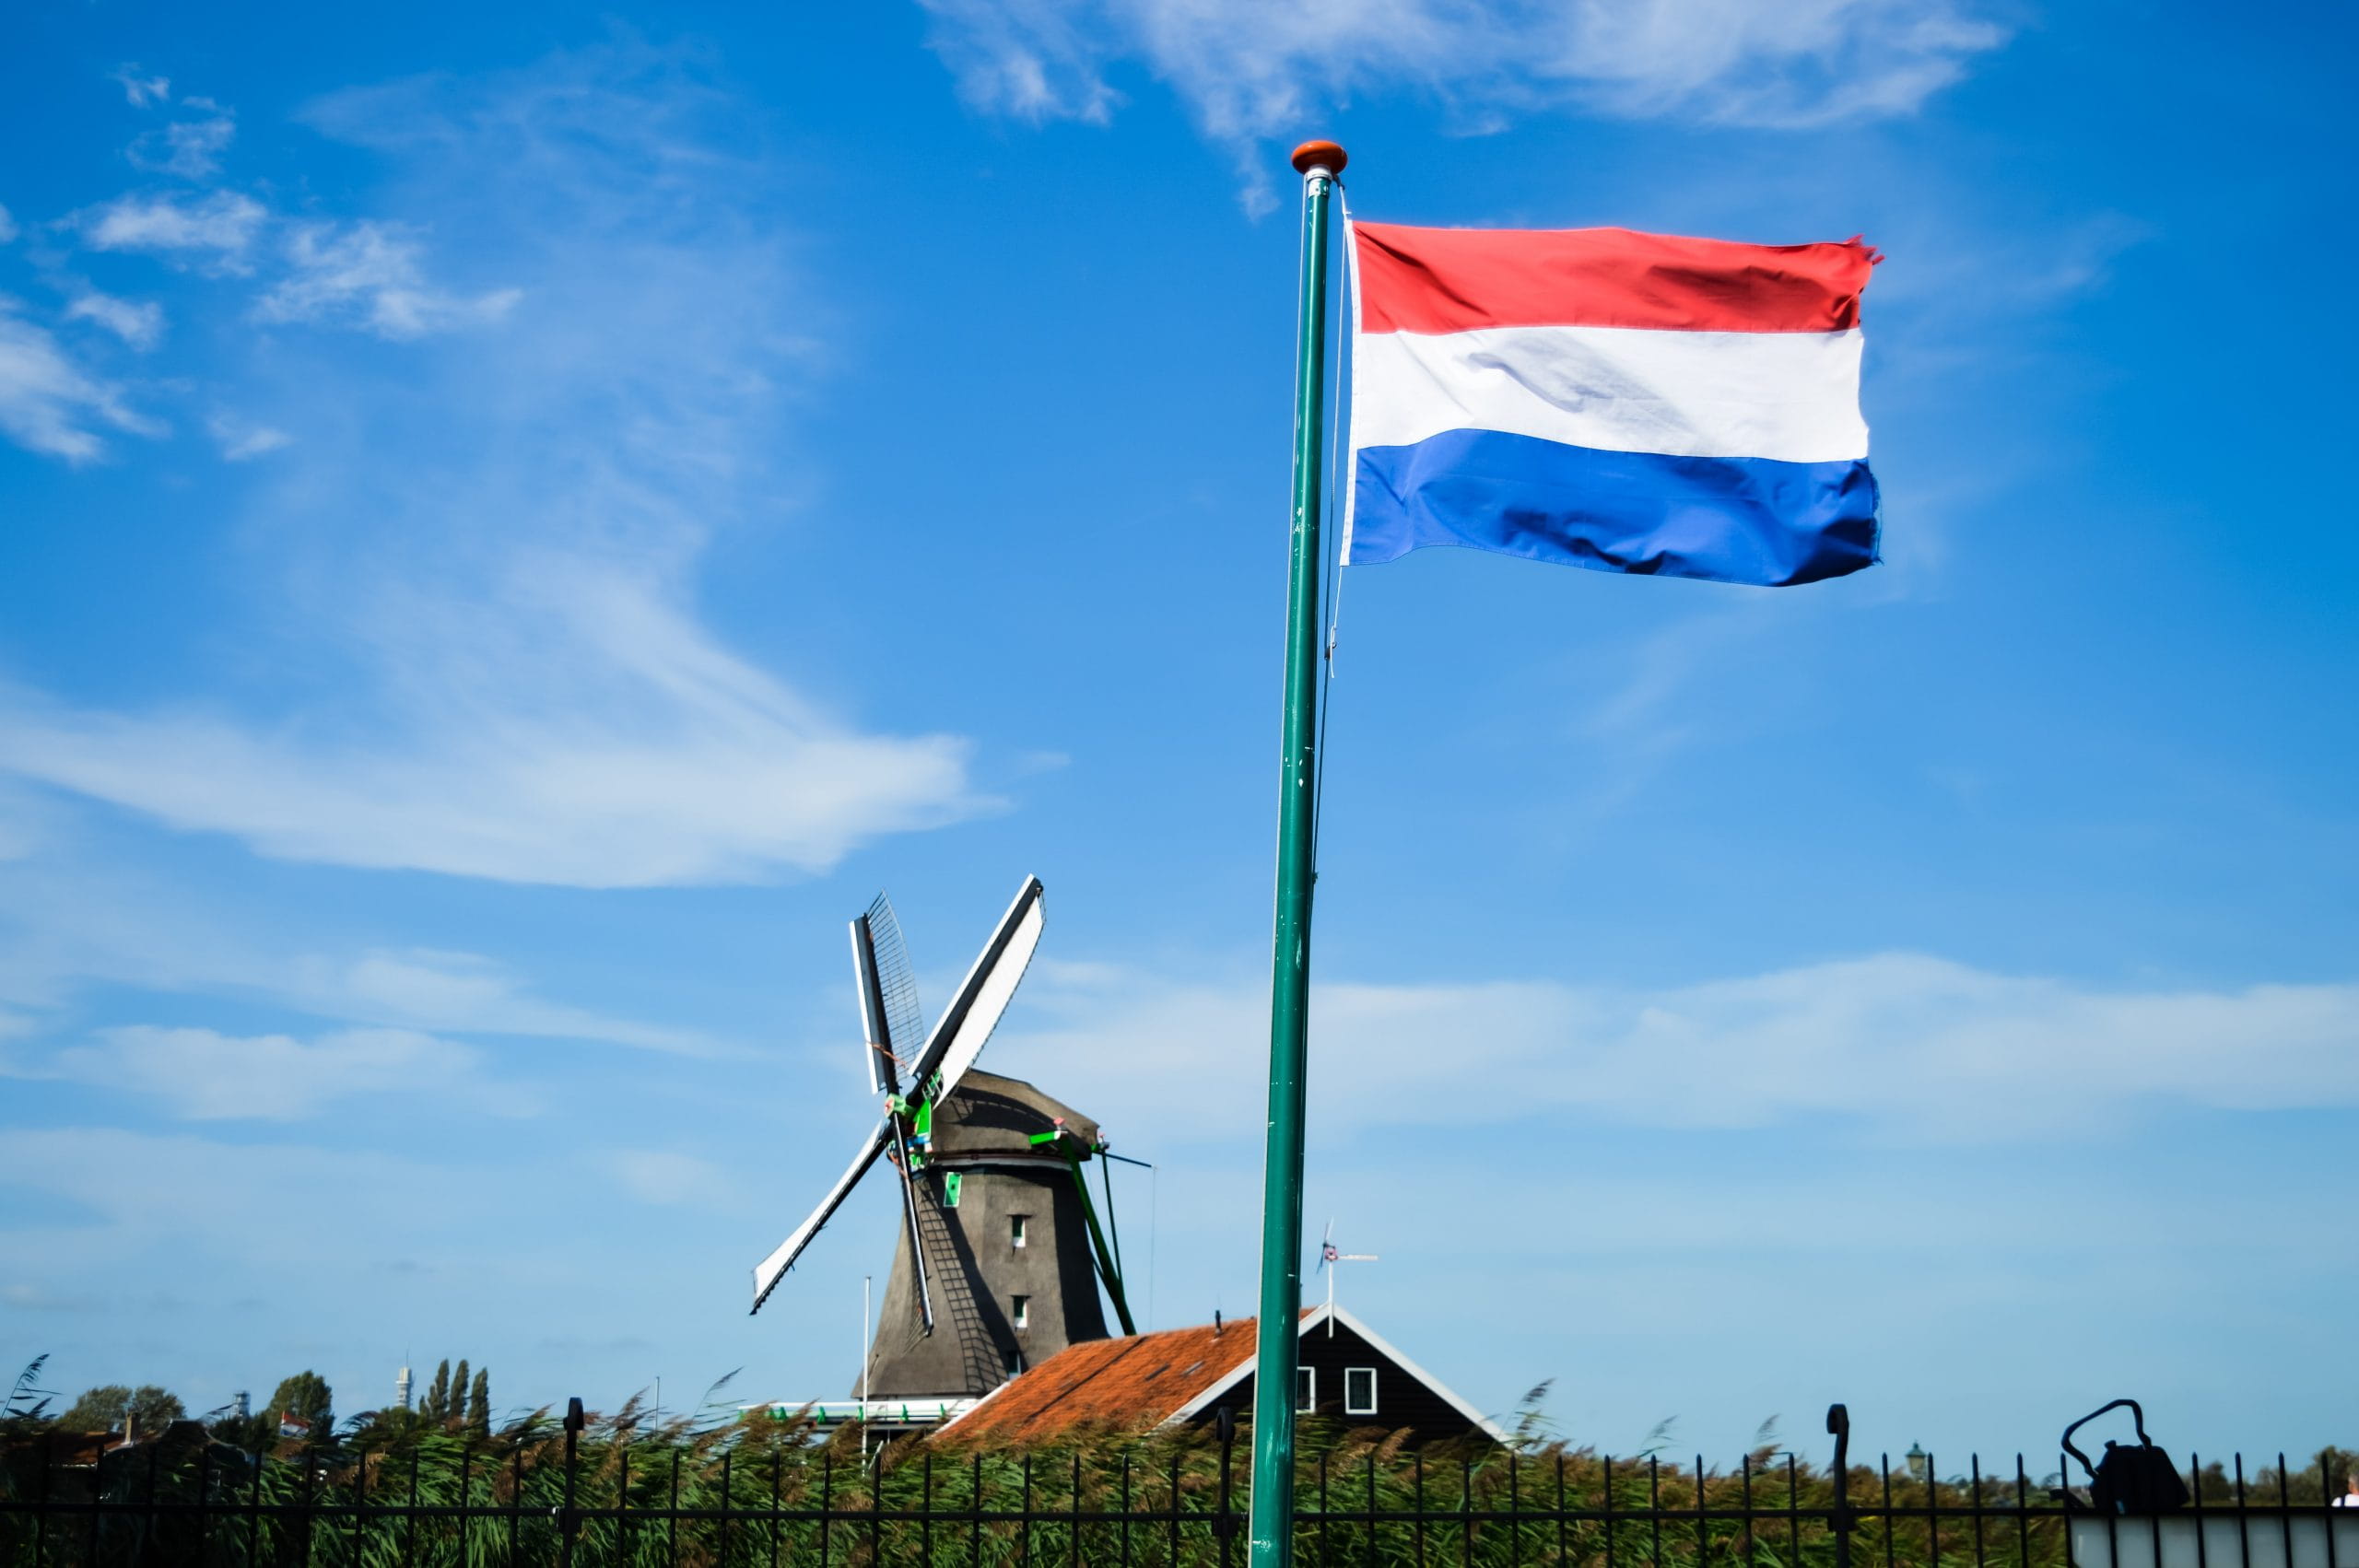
[943, 1316, 1296, 1443]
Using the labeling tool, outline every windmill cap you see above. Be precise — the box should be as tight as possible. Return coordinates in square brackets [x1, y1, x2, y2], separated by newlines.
[925, 1069, 1102, 1158]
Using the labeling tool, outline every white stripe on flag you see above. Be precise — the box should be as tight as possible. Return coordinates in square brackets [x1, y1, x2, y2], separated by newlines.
[1351, 323, 1868, 464]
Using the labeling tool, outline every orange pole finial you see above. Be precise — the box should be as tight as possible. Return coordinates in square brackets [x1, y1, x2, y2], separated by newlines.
[1290, 140, 1347, 176]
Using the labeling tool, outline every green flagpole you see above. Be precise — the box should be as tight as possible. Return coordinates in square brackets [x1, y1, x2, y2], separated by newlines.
[1248, 136, 1345, 1568]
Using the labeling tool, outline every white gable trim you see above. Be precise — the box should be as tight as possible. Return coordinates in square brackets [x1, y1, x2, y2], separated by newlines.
[935, 1370, 1018, 1435]
[1156, 1346, 1258, 1428]
[1314, 1305, 1509, 1443]
[1160, 1305, 1508, 1443]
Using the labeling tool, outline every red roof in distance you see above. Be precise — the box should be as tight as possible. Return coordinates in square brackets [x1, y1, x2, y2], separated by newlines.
[941, 1314, 1304, 1445]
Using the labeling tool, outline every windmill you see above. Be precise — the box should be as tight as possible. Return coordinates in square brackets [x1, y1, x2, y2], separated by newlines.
[751, 876, 1139, 1400]
[1316, 1219, 1379, 1334]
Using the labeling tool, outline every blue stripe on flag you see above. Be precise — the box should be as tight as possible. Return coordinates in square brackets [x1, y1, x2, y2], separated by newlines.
[1349, 428, 1880, 586]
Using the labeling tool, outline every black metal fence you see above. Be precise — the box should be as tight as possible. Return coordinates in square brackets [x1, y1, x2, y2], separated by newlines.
[3, 1399, 2353, 1568]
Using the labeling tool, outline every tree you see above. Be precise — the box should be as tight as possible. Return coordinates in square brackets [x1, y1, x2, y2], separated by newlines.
[423, 1360, 451, 1422]
[60, 1386, 132, 1432]
[466, 1368, 490, 1435]
[266, 1371, 333, 1438]
[57, 1384, 182, 1433]
[127, 1386, 184, 1430]
[449, 1361, 470, 1425]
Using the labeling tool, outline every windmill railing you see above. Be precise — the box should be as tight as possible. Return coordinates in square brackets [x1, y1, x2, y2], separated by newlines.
[3, 1399, 2353, 1568]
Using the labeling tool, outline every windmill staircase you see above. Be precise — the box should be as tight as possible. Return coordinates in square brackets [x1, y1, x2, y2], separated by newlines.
[911, 1174, 1006, 1393]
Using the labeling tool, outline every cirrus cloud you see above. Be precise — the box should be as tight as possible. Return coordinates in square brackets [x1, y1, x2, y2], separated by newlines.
[0, 298, 161, 461]
[73, 189, 267, 263]
[921, 0, 2009, 208]
[0, 42, 992, 886]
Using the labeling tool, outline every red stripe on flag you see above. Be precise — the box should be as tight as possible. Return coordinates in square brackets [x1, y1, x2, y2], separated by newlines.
[1354, 223, 1875, 335]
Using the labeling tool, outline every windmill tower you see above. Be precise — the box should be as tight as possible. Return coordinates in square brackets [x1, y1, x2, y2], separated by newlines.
[750, 877, 1136, 1401]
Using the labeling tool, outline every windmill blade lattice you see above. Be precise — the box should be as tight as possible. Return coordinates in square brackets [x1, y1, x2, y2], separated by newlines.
[863, 892, 927, 1082]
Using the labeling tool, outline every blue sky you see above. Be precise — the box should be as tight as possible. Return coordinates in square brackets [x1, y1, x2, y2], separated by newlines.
[3, 0, 2354, 1466]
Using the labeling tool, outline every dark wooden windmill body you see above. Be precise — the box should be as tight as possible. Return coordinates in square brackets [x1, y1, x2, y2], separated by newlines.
[861, 1070, 1110, 1398]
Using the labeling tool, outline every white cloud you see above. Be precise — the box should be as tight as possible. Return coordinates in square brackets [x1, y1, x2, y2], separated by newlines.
[66, 289, 166, 350]
[1007, 952, 2359, 1144]
[44, 1024, 482, 1120]
[290, 947, 722, 1054]
[0, 298, 161, 462]
[1552, 0, 2006, 123]
[0, 589, 981, 885]
[112, 65, 171, 108]
[0, 205, 18, 244]
[256, 221, 520, 339]
[611, 1150, 735, 1206]
[73, 191, 267, 268]
[0, 854, 728, 1054]
[924, 0, 1125, 124]
[922, 0, 2007, 208]
[0, 43, 990, 887]
[205, 411, 290, 459]
[128, 111, 237, 180]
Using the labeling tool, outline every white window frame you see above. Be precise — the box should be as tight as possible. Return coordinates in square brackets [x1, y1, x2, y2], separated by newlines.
[1344, 1366, 1378, 1416]
[1011, 1214, 1028, 1249]
[1295, 1366, 1316, 1413]
[1011, 1294, 1030, 1330]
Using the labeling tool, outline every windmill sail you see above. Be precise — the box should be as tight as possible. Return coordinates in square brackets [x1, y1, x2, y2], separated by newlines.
[903, 876, 1046, 1100]
[863, 893, 926, 1076]
[751, 1117, 892, 1313]
[851, 918, 897, 1096]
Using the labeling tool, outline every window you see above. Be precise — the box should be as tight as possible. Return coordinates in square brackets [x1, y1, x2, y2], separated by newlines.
[1012, 1294, 1030, 1330]
[1344, 1367, 1378, 1416]
[1010, 1214, 1028, 1249]
[1295, 1367, 1316, 1412]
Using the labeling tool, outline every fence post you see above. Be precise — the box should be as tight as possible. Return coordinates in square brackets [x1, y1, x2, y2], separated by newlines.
[1830, 1406, 1856, 1568]
[560, 1396, 584, 1568]
[1216, 1407, 1239, 1568]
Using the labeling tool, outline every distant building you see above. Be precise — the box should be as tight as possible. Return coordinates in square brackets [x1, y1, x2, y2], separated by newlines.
[749, 1396, 980, 1442]
[940, 1304, 1505, 1446]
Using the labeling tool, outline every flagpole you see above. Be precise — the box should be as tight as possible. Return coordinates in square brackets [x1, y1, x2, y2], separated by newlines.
[1249, 136, 1345, 1568]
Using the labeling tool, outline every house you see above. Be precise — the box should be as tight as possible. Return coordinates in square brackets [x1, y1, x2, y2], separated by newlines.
[938, 1303, 1506, 1446]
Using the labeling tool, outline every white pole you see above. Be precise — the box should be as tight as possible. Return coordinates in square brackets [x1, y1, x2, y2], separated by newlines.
[861, 1274, 873, 1457]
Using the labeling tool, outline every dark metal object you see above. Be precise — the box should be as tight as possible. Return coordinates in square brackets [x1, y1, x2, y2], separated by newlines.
[2062, 1398, 2192, 1515]
[559, 1396, 583, 1567]
[1832, 1402, 1858, 1568]
[1215, 1404, 1240, 1562]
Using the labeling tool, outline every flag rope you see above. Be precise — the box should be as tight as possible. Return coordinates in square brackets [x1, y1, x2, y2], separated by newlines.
[1311, 186, 1349, 867]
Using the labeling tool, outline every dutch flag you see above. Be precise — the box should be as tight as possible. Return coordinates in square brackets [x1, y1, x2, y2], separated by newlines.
[1343, 222, 1883, 587]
